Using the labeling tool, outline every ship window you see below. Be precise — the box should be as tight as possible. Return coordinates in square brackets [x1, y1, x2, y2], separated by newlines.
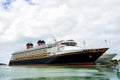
[61, 42, 77, 46]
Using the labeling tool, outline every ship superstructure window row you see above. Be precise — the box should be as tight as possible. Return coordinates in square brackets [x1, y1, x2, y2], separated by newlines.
[61, 42, 77, 46]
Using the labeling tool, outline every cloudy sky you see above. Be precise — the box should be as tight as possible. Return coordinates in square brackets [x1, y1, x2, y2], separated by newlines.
[0, 0, 120, 64]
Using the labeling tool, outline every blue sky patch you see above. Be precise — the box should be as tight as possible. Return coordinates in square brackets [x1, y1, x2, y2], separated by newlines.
[1, 0, 34, 9]
[2, 0, 14, 9]
[25, 0, 35, 5]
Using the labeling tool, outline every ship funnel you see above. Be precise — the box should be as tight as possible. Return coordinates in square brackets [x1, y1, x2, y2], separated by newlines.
[26, 42, 33, 49]
[26, 43, 30, 49]
[37, 40, 45, 46]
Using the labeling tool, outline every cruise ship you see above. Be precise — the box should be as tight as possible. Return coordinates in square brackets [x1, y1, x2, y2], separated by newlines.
[9, 40, 108, 66]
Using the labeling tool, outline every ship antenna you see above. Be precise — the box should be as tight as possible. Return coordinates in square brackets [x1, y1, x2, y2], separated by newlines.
[52, 36, 57, 43]
[47, 26, 57, 43]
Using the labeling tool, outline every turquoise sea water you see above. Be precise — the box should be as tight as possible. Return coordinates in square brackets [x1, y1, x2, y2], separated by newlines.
[0, 65, 120, 80]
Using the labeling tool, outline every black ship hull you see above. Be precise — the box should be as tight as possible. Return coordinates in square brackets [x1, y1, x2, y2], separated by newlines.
[9, 48, 108, 66]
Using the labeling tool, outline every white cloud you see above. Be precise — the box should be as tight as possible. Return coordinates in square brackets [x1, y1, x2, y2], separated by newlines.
[0, 2, 74, 42]
[0, 22, 4, 32]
